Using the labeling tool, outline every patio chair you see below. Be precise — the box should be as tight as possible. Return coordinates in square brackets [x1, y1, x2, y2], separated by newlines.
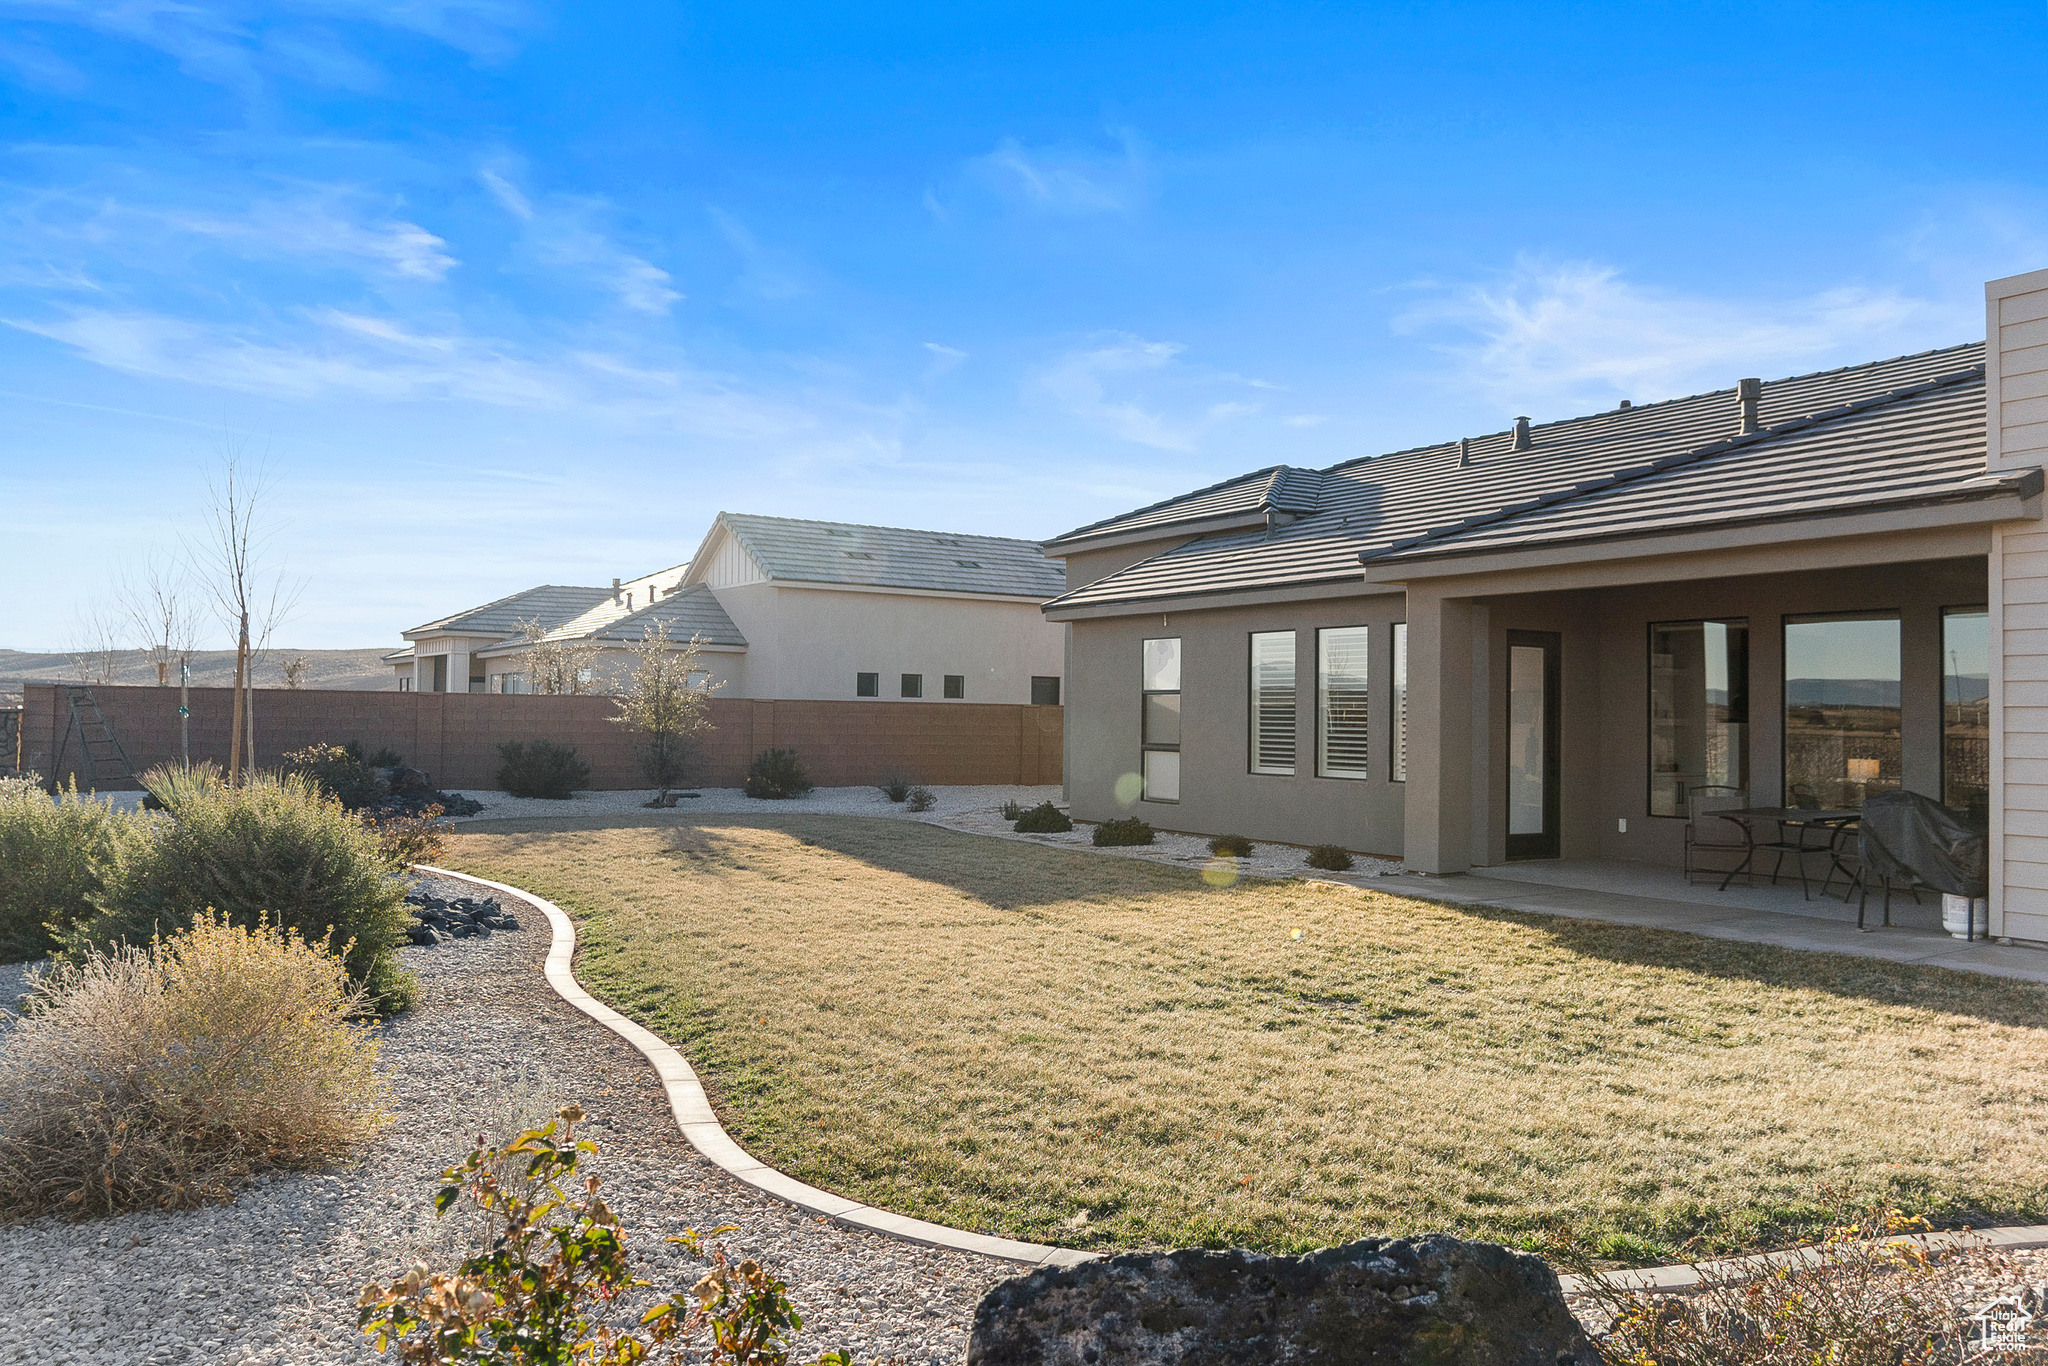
[1683, 785, 1749, 886]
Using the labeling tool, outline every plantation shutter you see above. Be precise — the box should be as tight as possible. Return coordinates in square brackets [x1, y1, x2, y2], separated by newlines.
[1317, 626, 1370, 778]
[1250, 631, 1297, 775]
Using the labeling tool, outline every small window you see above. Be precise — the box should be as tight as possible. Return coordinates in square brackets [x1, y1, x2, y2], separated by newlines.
[901, 673, 923, 698]
[1391, 624, 1408, 782]
[1031, 676, 1061, 706]
[398, 677, 412, 692]
[1249, 631, 1297, 776]
[1317, 626, 1370, 778]
[1141, 639, 1180, 802]
[856, 672, 879, 697]
[1944, 606, 1989, 819]
[943, 674, 965, 699]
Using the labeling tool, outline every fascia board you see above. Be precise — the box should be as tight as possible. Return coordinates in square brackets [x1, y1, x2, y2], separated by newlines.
[1363, 492, 2038, 583]
[1043, 577, 1400, 622]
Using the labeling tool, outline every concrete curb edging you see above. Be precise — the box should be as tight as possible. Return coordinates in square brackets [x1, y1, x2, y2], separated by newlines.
[1555, 1223, 2048, 1296]
[412, 864, 1097, 1271]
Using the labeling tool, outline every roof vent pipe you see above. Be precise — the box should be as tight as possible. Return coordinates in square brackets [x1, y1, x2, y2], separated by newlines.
[1457, 437, 1473, 467]
[1511, 416, 1531, 451]
[1736, 377, 1761, 434]
[612, 577, 622, 602]
[1618, 399, 1631, 410]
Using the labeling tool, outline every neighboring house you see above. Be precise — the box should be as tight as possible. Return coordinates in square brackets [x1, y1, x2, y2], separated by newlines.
[391, 513, 1067, 705]
[1043, 267, 2048, 945]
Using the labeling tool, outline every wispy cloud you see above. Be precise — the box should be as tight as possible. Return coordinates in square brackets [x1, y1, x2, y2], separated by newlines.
[1032, 333, 1267, 451]
[170, 197, 457, 280]
[968, 129, 1148, 215]
[482, 165, 681, 314]
[1396, 257, 1948, 414]
[922, 341, 966, 379]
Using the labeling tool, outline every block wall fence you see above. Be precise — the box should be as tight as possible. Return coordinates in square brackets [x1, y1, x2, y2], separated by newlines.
[16, 684, 1061, 793]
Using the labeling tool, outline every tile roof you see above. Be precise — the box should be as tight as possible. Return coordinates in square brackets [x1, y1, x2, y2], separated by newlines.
[1047, 342, 1999, 610]
[1044, 464, 1325, 549]
[533, 585, 746, 648]
[407, 584, 612, 637]
[718, 512, 1063, 598]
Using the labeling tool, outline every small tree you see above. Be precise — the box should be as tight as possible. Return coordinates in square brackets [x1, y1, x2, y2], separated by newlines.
[511, 618, 608, 696]
[121, 558, 197, 688]
[281, 656, 310, 689]
[610, 620, 720, 802]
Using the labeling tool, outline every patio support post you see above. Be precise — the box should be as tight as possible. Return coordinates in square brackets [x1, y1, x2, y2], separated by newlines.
[1404, 588, 1478, 875]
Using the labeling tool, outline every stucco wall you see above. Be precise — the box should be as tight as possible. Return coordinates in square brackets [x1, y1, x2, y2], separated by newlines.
[1065, 590, 1408, 853]
[713, 582, 1064, 704]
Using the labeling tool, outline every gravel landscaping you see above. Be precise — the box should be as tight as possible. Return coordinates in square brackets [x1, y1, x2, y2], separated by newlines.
[0, 872, 1010, 1366]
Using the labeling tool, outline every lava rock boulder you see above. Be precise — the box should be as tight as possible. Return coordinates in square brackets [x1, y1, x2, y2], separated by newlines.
[403, 891, 522, 946]
[966, 1235, 1598, 1366]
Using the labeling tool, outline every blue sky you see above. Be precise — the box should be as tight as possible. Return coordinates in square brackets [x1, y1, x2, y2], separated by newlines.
[4, 1, 2048, 649]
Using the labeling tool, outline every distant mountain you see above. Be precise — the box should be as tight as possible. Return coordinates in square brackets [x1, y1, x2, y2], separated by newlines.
[1785, 678, 1900, 708]
[0, 648, 396, 706]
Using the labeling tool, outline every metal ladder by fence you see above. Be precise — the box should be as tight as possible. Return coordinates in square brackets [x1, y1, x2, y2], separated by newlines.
[54, 686, 137, 790]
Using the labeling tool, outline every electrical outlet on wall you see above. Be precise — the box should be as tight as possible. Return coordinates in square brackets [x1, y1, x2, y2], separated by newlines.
[1617, 818, 1628, 834]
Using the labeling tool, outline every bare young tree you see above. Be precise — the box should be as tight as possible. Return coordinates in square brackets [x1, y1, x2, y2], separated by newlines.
[609, 619, 720, 803]
[191, 449, 301, 786]
[280, 656, 309, 689]
[511, 617, 608, 696]
[69, 603, 125, 685]
[120, 559, 198, 687]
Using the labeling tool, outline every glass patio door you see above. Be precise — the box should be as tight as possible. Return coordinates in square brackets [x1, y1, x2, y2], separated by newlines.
[1506, 630, 1561, 859]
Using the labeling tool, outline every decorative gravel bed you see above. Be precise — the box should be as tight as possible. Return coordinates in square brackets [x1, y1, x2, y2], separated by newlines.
[0, 873, 1010, 1366]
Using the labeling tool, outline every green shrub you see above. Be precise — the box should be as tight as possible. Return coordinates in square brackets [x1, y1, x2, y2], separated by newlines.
[283, 742, 383, 810]
[999, 798, 1024, 821]
[496, 740, 591, 800]
[0, 779, 143, 962]
[1093, 817, 1154, 847]
[1208, 833, 1255, 857]
[77, 771, 418, 1015]
[0, 914, 389, 1219]
[1306, 843, 1354, 871]
[876, 773, 913, 802]
[1012, 801, 1073, 833]
[359, 1107, 848, 1366]
[744, 749, 812, 800]
[905, 786, 936, 812]
[345, 740, 406, 770]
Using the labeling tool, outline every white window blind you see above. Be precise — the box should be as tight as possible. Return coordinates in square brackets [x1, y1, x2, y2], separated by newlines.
[1391, 623, 1408, 782]
[1317, 626, 1370, 778]
[1249, 631, 1297, 775]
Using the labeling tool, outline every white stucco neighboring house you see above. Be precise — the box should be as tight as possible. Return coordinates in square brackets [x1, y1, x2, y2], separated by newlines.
[388, 513, 1068, 705]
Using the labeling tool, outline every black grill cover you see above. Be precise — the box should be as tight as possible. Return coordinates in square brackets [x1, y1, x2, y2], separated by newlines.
[1857, 790, 1988, 898]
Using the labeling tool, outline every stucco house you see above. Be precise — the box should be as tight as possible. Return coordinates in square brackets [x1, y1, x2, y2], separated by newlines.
[389, 513, 1067, 705]
[1044, 267, 2048, 946]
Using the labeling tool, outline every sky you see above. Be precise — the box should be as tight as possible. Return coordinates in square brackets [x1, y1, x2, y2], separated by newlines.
[4, 1, 2048, 650]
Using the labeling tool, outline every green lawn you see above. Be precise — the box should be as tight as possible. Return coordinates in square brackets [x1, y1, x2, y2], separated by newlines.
[444, 813, 2048, 1262]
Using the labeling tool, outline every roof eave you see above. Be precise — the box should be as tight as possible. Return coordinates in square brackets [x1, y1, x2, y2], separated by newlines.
[1042, 510, 1277, 557]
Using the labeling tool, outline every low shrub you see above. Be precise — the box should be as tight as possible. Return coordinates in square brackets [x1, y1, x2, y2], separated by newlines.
[495, 740, 591, 801]
[876, 773, 913, 802]
[744, 749, 812, 800]
[1093, 817, 1154, 847]
[0, 914, 389, 1220]
[347, 740, 407, 770]
[1012, 801, 1072, 833]
[283, 742, 383, 811]
[79, 770, 418, 1015]
[999, 799, 1024, 821]
[365, 805, 448, 869]
[1208, 833, 1255, 858]
[1306, 844, 1354, 871]
[0, 778, 143, 962]
[905, 787, 936, 813]
[359, 1106, 847, 1366]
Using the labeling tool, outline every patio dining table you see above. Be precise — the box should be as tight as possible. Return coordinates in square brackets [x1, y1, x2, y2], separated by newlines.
[1714, 806, 1861, 898]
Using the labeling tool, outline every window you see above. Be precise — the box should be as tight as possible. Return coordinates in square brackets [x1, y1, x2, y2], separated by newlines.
[429, 656, 447, 693]
[1784, 613, 1900, 808]
[901, 673, 923, 698]
[398, 676, 412, 692]
[1317, 626, 1370, 778]
[1249, 631, 1296, 775]
[1031, 675, 1062, 706]
[943, 674, 965, 699]
[1142, 638, 1180, 802]
[856, 672, 879, 697]
[501, 673, 529, 695]
[1647, 620, 1749, 817]
[1391, 623, 1408, 781]
[1944, 607, 1989, 819]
